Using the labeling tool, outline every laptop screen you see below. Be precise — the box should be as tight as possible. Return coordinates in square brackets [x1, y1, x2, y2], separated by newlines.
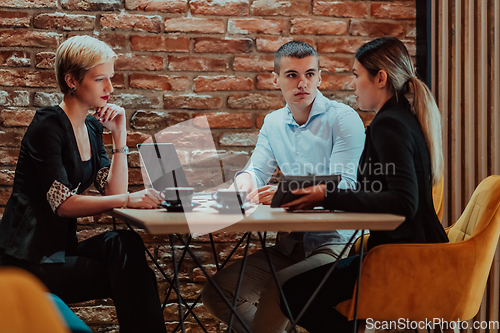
[137, 143, 190, 191]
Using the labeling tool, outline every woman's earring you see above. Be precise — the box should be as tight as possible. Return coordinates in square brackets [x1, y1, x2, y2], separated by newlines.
[70, 87, 76, 97]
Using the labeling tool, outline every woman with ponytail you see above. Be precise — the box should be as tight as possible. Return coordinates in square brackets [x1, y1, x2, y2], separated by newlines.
[278, 37, 449, 332]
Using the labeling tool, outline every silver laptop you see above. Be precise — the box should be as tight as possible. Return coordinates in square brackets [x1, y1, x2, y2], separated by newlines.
[137, 143, 190, 191]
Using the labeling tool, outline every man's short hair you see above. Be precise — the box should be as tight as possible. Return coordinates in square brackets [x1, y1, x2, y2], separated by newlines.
[274, 41, 319, 74]
[55, 35, 117, 94]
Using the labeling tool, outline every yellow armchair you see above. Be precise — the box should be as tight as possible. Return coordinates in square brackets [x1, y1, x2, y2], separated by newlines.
[336, 175, 500, 324]
[0, 267, 70, 333]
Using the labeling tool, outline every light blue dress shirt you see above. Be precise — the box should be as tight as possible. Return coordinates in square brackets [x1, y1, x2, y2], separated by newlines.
[238, 90, 365, 256]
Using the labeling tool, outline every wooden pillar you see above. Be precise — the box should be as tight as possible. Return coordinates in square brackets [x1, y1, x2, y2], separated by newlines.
[431, 0, 500, 331]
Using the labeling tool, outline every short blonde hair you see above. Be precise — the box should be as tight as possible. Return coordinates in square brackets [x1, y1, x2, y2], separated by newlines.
[55, 35, 117, 94]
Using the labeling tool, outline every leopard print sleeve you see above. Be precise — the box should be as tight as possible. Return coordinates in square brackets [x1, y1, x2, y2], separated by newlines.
[94, 166, 109, 195]
[46, 180, 79, 213]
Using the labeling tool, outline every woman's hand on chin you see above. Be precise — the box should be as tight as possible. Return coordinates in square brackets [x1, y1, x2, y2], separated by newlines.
[95, 103, 126, 133]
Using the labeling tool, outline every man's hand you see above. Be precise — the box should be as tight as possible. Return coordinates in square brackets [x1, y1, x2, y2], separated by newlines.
[231, 173, 255, 194]
[281, 185, 326, 210]
[247, 185, 277, 205]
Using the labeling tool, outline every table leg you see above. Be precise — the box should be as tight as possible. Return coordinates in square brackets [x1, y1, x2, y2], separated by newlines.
[142, 237, 206, 327]
[171, 233, 251, 333]
[163, 235, 192, 309]
[122, 222, 207, 332]
[175, 234, 253, 333]
[209, 233, 220, 271]
[353, 230, 365, 333]
[170, 234, 185, 332]
[284, 231, 359, 333]
[218, 233, 250, 272]
[227, 234, 252, 331]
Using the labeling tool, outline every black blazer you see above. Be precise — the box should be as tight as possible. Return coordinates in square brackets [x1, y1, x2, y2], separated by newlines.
[324, 95, 448, 249]
[0, 106, 110, 264]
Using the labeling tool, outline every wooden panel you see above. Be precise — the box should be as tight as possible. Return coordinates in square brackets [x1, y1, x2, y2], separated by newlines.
[495, 0, 500, 175]
[431, 0, 500, 330]
[478, 0, 488, 182]
[439, 0, 451, 227]
[451, 0, 464, 221]
[464, 0, 474, 200]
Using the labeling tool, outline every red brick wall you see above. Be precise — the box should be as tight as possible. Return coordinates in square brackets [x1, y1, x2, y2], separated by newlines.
[0, 0, 416, 331]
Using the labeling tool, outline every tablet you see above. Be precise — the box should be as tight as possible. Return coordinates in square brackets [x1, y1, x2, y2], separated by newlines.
[270, 174, 341, 208]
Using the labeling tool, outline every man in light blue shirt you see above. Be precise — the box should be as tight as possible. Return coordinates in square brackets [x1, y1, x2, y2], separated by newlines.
[202, 41, 365, 333]
[239, 87, 362, 203]
[240, 89, 364, 257]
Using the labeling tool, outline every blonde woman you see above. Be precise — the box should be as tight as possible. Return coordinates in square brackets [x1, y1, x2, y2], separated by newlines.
[279, 37, 449, 332]
[0, 36, 166, 333]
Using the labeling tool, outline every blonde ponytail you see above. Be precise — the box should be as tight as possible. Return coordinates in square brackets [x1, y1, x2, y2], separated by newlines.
[410, 77, 444, 184]
[355, 37, 444, 185]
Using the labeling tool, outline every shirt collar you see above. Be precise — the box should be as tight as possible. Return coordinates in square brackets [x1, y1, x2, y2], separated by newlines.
[284, 89, 327, 127]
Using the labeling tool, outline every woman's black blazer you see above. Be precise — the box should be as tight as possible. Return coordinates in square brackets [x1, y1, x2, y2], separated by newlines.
[0, 106, 110, 264]
[324, 95, 448, 249]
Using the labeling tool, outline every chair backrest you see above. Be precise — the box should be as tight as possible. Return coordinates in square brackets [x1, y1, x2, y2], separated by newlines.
[444, 175, 500, 319]
[447, 175, 500, 243]
[432, 177, 444, 223]
[337, 176, 500, 322]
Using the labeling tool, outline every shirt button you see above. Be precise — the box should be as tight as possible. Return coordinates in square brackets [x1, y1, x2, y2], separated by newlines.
[296, 151, 300, 155]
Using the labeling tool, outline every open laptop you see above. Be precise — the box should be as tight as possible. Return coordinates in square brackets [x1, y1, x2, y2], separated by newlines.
[137, 143, 190, 191]
[137, 143, 213, 200]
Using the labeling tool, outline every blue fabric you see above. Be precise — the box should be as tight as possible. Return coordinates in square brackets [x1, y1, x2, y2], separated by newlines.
[237, 90, 366, 256]
[47, 293, 92, 333]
